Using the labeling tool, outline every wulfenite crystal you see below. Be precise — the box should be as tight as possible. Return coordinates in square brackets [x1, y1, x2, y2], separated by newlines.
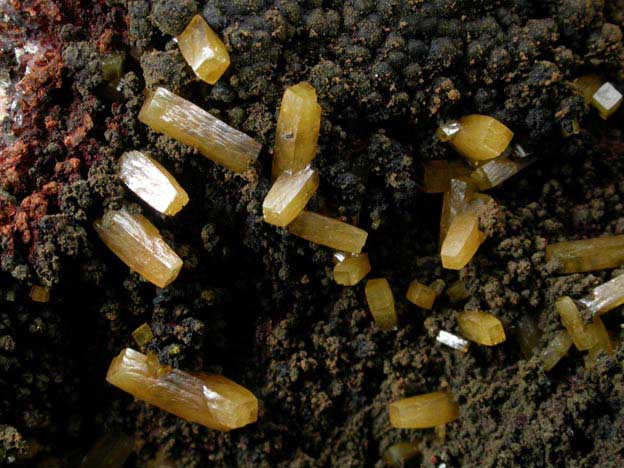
[592, 82, 623, 120]
[262, 167, 319, 227]
[436, 330, 469, 352]
[333, 253, 371, 286]
[383, 442, 419, 467]
[457, 311, 506, 346]
[540, 330, 572, 371]
[579, 272, 624, 317]
[406, 281, 436, 309]
[288, 211, 368, 253]
[106, 348, 258, 431]
[555, 296, 596, 350]
[93, 209, 183, 288]
[139, 87, 261, 173]
[546, 235, 624, 274]
[30, 285, 50, 303]
[365, 278, 397, 330]
[389, 392, 460, 429]
[441, 211, 484, 270]
[447, 115, 513, 162]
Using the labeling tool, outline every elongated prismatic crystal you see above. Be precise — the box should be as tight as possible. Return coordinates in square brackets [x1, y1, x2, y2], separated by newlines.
[288, 211, 368, 253]
[262, 167, 319, 227]
[389, 392, 459, 429]
[333, 253, 371, 286]
[365, 278, 397, 330]
[457, 311, 506, 346]
[546, 235, 624, 274]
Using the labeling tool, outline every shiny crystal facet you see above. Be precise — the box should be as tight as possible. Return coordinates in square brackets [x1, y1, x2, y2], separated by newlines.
[80, 432, 133, 468]
[540, 330, 572, 371]
[555, 296, 596, 351]
[406, 281, 436, 309]
[119, 151, 189, 216]
[546, 235, 624, 274]
[333, 253, 371, 286]
[106, 348, 258, 431]
[470, 155, 534, 190]
[592, 82, 623, 119]
[457, 311, 506, 346]
[139, 87, 261, 173]
[30, 285, 50, 303]
[423, 159, 472, 193]
[584, 318, 613, 366]
[365, 278, 397, 330]
[449, 115, 513, 161]
[436, 330, 469, 352]
[389, 392, 459, 429]
[384, 442, 419, 467]
[288, 211, 368, 253]
[435, 121, 462, 142]
[93, 209, 183, 288]
[579, 273, 624, 317]
[441, 212, 484, 270]
[262, 167, 319, 227]
[177, 15, 230, 85]
[132, 323, 154, 348]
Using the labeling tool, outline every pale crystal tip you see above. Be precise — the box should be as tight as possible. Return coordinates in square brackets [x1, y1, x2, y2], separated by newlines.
[592, 82, 623, 119]
[435, 120, 461, 142]
[436, 330, 469, 352]
[389, 392, 460, 429]
[333, 253, 371, 286]
[365, 278, 397, 330]
[287, 211, 368, 254]
[579, 272, 624, 317]
[262, 167, 319, 227]
[457, 311, 506, 346]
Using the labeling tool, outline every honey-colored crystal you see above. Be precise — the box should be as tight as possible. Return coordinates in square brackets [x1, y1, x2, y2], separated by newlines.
[555, 296, 596, 351]
[389, 392, 460, 429]
[365, 278, 397, 331]
[333, 253, 371, 286]
[584, 317, 613, 366]
[591, 82, 623, 120]
[383, 442, 419, 467]
[272, 82, 322, 178]
[106, 348, 258, 431]
[262, 167, 319, 227]
[447, 280, 469, 302]
[139, 87, 261, 173]
[441, 211, 484, 270]
[177, 15, 230, 85]
[470, 155, 534, 190]
[574, 74, 603, 106]
[449, 115, 513, 162]
[422, 159, 471, 193]
[80, 432, 133, 468]
[436, 330, 469, 352]
[30, 285, 50, 303]
[579, 272, 624, 317]
[132, 323, 154, 348]
[540, 330, 573, 371]
[288, 211, 368, 254]
[546, 235, 624, 274]
[93, 209, 183, 288]
[457, 311, 506, 346]
[405, 281, 436, 309]
[119, 151, 189, 216]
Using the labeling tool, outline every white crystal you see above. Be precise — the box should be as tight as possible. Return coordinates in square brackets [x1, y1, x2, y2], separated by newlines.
[436, 330, 469, 352]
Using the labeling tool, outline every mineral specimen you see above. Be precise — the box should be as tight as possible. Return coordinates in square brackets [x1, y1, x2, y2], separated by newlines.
[439, 178, 491, 245]
[177, 15, 230, 85]
[30, 285, 50, 303]
[436, 330, 469, 352]
[441, 212, 484, 270]
[119, 151, 189, 216]
[364, 278, 397, 331]
[262, 167, 319, 227]
[333, 253, 371, 286]
[591, 82, 623, 120]
[422, 159, 471, 193]
[93, 209, 183, 288]
[457, 311, 506, 346]
[132, 323, 154, 348]
[579, 272, 624, 316]
[584, 317, 613, 366]
[139, 87, 261, 173]
[287, 211, 368, 253]
[574, 74, 603, 105]
[405, 281, 436, 309]
[555, 296, 596, 350]
[389, 392, 460, 429]
[383, 442, 419, 467]
[470, 155, 534, 190]
[106, 348, 258, 431]
[435, 121, 462, 142]
[80, 432, 133, 468]
[546, 235, 624, 274]
[448, 115, 513, 162]
[540, 330, 573, 371]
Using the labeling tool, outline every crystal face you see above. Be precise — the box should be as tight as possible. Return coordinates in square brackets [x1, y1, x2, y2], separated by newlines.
[555, 296, 596, 350]
[132, 323, 154, 348]
[287, 211, 368, 253]
[591, 82, 623, 119]
[389, 392, 460, 429]
[579, 273, 624, 317]
[436, 330, 469, 352]
[333, 253, 371, 286]
[449, 115, 513, 161]
[30, 285, 50, 302]
[93, 208, 183, 288]
[405, 281, 436, 309]
[262, 167, 319, 227]
[435, 121, 462, 142]
[584, 317, 613, 366]
[457, 311, 506, 346]
[546, 235, 624, 274]
[441, 211, 484, 270]
[365, 278, 397, 330]
[540, 330, 572, 371]
[139, 87, 261, 173]
[106, 348, 259, 431]
[470, 155, 534, 190]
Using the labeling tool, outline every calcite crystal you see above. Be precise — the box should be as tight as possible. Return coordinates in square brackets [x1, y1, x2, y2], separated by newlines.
[441, 211, 484, 270]
[383, 442, 419, 467]
[30, 285, 50, 303]
[470, 155, 534, 190]
[555, 296, 596, 351]
[457, 311, 506, 346]
[106, 348, 258, 431]
[139, 87, 261, 173]
[546, 235, 624, 274]
[540, 330, 573, 371]
[422, 159, 471, 193]
[592, 82, 623, 119]
[448, 115, 513, 162]
[119, 151, 189, 216]
[132, 323, 154, 348]
[389, 392, 460, 429]
[288, 211, 368, 253]
[436, 330, 469, 352]
[177, 15, 230, 85]
[579, 273, 624, 316]
[406, 281, 436, 309]
[272, 82, 322, 178]
[80, 432, 133, 468]
[333, 253, 371, 286]
[93, 209, 183, 288]
[262, 167, 319, 227]
[365, 278, 397, 330]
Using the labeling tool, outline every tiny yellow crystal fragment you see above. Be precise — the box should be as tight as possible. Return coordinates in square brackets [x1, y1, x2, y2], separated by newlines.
[30, 285, 50, 303]
[546, 235, 624, 273]
[272, 82, 322, 178]
[441, 211, 484, 270]
[389, 392, 459, 429]
[457, 311, 506, 346]
[333, 253, 371, 286]
[106, 348, 259, 431]
[132, 323, 154, 348]
[80, 432, 133, 468]
[574, 74, 603, 105]
[470, 156, 534, 190]
[139, 87, 261, 173]
[383, 442, 419, 467]
[288, 211, 368, 253]
[591, 82, 623, 120]
[449, 115, 513, 161]
[177, 15, 230, 85]
[584, 317, 613, 366]
[405, 281, 436, 309]
[365, 278, 397, 330]
[422, 159, 471, 193]
[579, 273, 624, 316]
[93, 209, 183, 288]
[555, 296, 596, 351]
[540, 330, 573, 371]
[262, 167, 319, 227]
[119, 151, 189, 216]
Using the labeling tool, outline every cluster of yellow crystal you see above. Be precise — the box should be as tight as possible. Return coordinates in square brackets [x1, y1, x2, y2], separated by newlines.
[177, 15, 230, 85]
[446, 115, 514, 162]
[262, 167, 319, 227]
[333, 253, 371, 286]
[139, 87, 261, 173]
[441, 212, 485, 270]
[93, 209, 183, 288]
[288, 211, 368, 253]
[579, 272, 624, 316]
[383, 442, 419, 467]
[106, 348, 258, 431]
[132, 323, 155, 348]
[80, 432, 133, 468]
[364, 278, 397, 330]
[405, 281, 436, 309]
[422, 159, 471, 193]
[389, 392, 460, 429]
[546, 235, 624, 274]
[30, 285, 50, 303]
[555, 296, 596, 350]
[540, 330, 572, 371]
[457, 311, 506, 346]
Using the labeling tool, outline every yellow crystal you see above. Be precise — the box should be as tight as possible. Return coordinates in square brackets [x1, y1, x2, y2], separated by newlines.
[272, 82, 322, 178]
[177, 15, 230, 85]
[555, 296, 596, 351]
[80, 432, 133, 468]
[447, 280, 469, 302]
[106, 348, 258, 431]
[333, 253, 371, 286]
[119, 151, 189, 216]
[546, 235, 624, 274]
[288, 211, 368, 254]
[405, 281, 436, 309]
[457, 311, 506, 346]
[383, 442, 419, 467]
[573, 74, 603, 106]
[139, 87, 261, 173]
[422, 159, 471, 193]
[540, 330, 572, 371]
[262, 167, 319, 227]
[470, 155, 534, 190]
[30, 285, 50, 303]
[132, 323, 154, 348]
[93, 209, 183, 288]
[365, 278, 397, 330]
[584, 317, 613, 366]
[579, 272, 624, 317]
[441, 211, 484, 270]
[389, 392, 460, 429]
[449, 115, 513, 161]
[591, 82, 623, 120]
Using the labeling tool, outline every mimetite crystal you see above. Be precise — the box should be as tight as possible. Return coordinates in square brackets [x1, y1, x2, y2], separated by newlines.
[389, 392, 460, 429]
[119, 151, 189, 216]
[106, 348, 258, 431]
[177, 15, 230, 85]
[436, 330, 469, 352]
[441, 212, 484, 270]
[584, 317, 613, 366]
[574, 74, 603, 105]
[80, 432, 133, 468]
[383, 442, 419, 467]
[262, 167, 319, 227]
[132, 323, 154, 348]
[333, 253, 371, 286]
[93, 209, 183, 288]
[546, 235, 624, 274]
[365, 278, 397, 331]
[422, 159, 472, 193]
[592, 82, 623, 120]
[406, 281, 436, 309]
[457, 311, 506, 346]
[540, 330, 572, 371]
[288, 211, 368, 253]
[30, 285, 50, 303]
[579, 272, 624, 317]
[272, 82, 322, 178]
[448, 115, 513, 162]
[139, 87, 261, 173]
[470, 155, 534, 190]
[555, 296, 596, 351]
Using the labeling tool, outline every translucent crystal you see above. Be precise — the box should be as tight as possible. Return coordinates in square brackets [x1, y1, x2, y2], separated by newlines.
[441, 211, 484, 270]
[579, 273, 624, 317]
[436, 330, 469, 352]
[333, 253, 371, 286]
[119, 151, 189, 216]
[389, 392, 460, 429]
[439, 178, 481, 244]
[406, 281, 436, 309]
[272, 82, 322, 178]
[422, 159, 472, 193]
[262, 167, 319, 227]
[515, 316, 541, 358]
[364, 278, 397, 331]
[555, 296, 596, 351]
[106, 348, 259, 431]
[584, 317, 613, 366]
[93, 209, 183, 288]
[101, 54, 124, 85]
[546, 235, 624, 274]
[30, 285, 50, 303]
[435, 120, 461, 142]
[383, 442, 419, 467]
[177, 15, 230, 85]
[457, 311, 506, 346]
[574, 74, 603, 105]
[139, 87, 261, 173]
[540, 330, 572, 371]
[132, 323, 154, 348]
[470, 155, 534, 190]
[288, 211, 368, 254]
[449, 115, 513, 162]
[592, 82, 623, 120]
[80, 432, 133, 468]
[447, 280, 469, 302]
